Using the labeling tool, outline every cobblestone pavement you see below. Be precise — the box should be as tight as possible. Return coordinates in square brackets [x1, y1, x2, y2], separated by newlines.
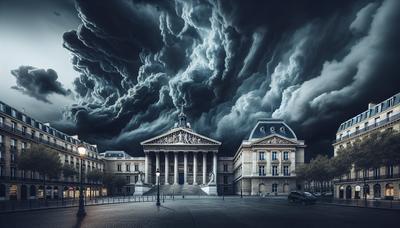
[0, 197, 398, 228]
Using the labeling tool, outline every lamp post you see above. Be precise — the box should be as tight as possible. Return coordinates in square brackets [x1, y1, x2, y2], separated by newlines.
[77, 144, 87, 217]
[156, 168, 160, 206]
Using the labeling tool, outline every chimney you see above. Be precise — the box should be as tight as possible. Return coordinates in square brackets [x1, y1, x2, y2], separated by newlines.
[368, 103, 376, 109]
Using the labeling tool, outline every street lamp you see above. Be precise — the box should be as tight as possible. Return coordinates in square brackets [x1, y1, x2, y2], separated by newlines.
[156, 168, 160, 206]
[77, 144, 87, 217]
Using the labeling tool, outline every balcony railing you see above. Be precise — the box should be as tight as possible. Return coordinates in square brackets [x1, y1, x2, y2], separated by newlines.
[334, 173, 400, 183]
[334, 112, 400, 143]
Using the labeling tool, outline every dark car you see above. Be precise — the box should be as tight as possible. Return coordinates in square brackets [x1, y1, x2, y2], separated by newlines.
[288, 191, 317, 205]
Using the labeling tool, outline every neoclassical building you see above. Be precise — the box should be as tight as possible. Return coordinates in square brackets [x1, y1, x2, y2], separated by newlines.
[333, 92, 400, 200]
[233, 119, 305, 196]
[0, 100, 104, 201]
[140, 109, 221, 195]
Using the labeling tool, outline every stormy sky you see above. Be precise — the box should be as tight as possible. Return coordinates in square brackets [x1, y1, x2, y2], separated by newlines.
[1, 0, 400, 159]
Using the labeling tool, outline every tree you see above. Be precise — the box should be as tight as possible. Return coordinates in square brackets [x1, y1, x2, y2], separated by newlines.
[102, 173, 127, 196]
[18, 144, 62, 199]
[379, 130, 400, 166]
[62, 164, 78, 179]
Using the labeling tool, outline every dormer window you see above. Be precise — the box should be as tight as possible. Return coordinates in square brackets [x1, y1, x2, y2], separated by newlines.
[280, 127, 285, 133]
[270, 127, 275, 133]
[11, 109, 17, 117]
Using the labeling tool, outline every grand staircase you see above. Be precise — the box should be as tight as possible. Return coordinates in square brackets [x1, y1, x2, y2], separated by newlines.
[143, 184, 207, 196]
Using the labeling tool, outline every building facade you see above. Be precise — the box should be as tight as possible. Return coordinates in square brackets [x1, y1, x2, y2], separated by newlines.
[100, 151, 144, 195]
[333, 92, 400, 200]
[0, 101, 104, 201]
[140, 109, 221, 195]
[232, 119, 305, 196]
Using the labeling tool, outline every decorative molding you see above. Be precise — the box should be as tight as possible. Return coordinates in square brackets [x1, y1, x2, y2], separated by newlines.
[142, 129, 219, 145]
[255, 136, 296, 145]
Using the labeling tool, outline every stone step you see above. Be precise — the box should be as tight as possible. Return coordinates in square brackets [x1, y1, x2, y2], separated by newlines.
[143, 184, 207, 196]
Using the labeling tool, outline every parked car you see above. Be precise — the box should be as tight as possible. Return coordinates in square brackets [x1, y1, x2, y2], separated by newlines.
[288, 191, 317, 205]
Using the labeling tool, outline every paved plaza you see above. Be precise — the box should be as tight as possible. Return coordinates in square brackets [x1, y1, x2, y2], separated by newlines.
[0, 197, 398, 228]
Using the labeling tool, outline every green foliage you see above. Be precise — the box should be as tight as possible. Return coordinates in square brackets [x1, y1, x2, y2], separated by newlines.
[62, 164, 78, 178]
[18, 144, 62, 179]
[300, 129, 400, 182]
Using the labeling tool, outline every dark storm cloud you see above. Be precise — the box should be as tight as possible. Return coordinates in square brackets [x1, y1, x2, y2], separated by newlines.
[58, 0, 400, 159]
[11, 66, 72, 104]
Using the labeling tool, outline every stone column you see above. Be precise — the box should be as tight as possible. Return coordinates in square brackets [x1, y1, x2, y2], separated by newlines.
[184, 153, 188, 185]
[164, 152, 169, 185]
[155, 152, 160, 184]
[202, 152, 207, 185]
[144, 152, 149, 184]
[174, 152, 178, 185]
[213, 152, 217, 184]
[193, 152, 197, 185]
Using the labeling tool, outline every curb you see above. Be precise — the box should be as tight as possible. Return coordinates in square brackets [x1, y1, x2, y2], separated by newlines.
[318, 202, 400, 211]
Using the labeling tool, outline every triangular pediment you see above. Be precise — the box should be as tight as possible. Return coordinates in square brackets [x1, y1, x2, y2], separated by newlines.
[141, 128, 221, 146]
[251, 134, 298, 146]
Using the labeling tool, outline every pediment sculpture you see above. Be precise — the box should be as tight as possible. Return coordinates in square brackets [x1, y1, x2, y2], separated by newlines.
[148, 130, 215, 145]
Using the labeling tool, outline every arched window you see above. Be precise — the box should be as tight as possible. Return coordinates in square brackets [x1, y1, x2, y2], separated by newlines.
[373, 184, 381, 198]
[385, 183, 394, 197]
[345, 186, 352, 199]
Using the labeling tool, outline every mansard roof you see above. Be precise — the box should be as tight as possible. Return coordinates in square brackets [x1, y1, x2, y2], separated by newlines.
[248, 119, 297, 140]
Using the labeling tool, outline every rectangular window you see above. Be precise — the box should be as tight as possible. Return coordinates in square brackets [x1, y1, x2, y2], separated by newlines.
[134, 175, 138, 183]
[134, 164, 139, 172]
[283, 166, 289, 176]
[259, 152, 265, 160]
[117, 164, 122, 172]
[11, 109, 16, 117]
[387, 165, 393, 178]
[11, 121, 16, 130]
[373, 168, 380, 179]
[272, 166, 278, 176]
[0, 116, 3, 125]
[22, 115, 26, 122]
[272, 183, 277, 193]
[10, 138, 16, 147]
[223, 164, 228, 172]
[259, 165, 265, 176]
[0, 103, 4, 112]
[374, 117, 380, 126]
[386, 111, 393, 120]
[272, 152, 277, 160]
[126, 164, 130, 172]
[283, 152, 289, 160]
[126, 176, 130, 183]
[11, 167, 16, 177]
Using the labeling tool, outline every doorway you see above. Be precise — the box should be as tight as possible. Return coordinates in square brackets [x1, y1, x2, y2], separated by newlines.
[179, 173, 184, 185]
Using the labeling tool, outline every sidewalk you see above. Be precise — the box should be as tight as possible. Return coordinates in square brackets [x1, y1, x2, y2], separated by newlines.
[318, 198, 400, 210]
[0, 195, 161, 213]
